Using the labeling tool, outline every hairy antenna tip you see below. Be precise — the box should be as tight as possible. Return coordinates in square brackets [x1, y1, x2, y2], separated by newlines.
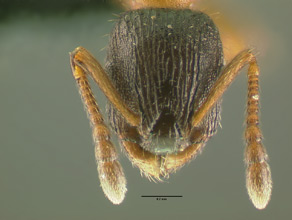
[246, 162, 272, 209]
[98, 161, 127, 205]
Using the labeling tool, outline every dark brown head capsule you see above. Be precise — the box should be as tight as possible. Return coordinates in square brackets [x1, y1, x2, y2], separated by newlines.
[106, 9, 223, 155]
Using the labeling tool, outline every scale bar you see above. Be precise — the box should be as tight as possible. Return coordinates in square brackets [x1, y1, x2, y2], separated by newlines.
[141, 195, 183, 197]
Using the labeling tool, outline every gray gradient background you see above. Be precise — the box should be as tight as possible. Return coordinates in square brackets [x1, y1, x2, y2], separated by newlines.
[0, 0, 291, 219]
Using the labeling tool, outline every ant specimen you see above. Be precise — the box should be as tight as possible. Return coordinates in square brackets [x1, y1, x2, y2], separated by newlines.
[70, 0, 272, 209]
